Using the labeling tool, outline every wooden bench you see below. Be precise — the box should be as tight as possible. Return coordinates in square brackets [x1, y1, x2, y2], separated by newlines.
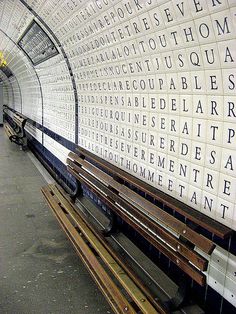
[42, 147, 233, 313]
[42, 184, 168, 314]
[67, 148, 232, 286]
[3, 106, 27, 148]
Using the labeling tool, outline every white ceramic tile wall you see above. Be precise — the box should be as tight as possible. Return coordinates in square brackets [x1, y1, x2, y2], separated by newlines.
[0, 71, 13, 106]
[36, 54, 75, 142]
[38, 0, 236, 230]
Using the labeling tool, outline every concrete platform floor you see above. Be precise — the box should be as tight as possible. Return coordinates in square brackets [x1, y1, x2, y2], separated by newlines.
[0, 128, 112, 314]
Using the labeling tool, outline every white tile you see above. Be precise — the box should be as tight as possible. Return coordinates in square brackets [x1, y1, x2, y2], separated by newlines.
[216, 197, 234, 227]
[218, 173, 236, 203]
[188, 0, 209, 18]
[205, 144, 222, 171]
[222, 68, 236, 95]
[206, 120, 223, 146]
[220, 148, 236, 177]
[211, 9, 236, 41]
[187, 184, 202, 210]
[175, 179, 189, 203]
[207, 0, 229, 12]
[223, 121, 236, 150]
[194, 15, 217, 44]
[217, 39, 236, 69]
[191, 141, 206, 166]
[206, 95, 224, 121]
[200, 191, 217, 219]
[223, 95, 236, 123]
[203, 167, 219, 196]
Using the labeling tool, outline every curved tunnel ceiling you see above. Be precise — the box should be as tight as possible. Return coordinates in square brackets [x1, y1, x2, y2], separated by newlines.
[0, 0, 75, 129]
[0, 27, 42, 121]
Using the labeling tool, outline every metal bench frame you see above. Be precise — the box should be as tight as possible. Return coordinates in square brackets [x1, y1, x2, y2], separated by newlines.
[3, 106, 27, 148]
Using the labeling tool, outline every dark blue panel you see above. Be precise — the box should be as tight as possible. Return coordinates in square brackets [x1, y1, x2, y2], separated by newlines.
[205, 286, 223, 314]
[213, 234, 231, 252]
[221, 298, 236, 314]
[230, 233, 236, 255]
[26, 133, 77, 191]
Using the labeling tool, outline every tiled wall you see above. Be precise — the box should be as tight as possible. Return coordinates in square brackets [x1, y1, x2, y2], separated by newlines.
[36, 55, 75, 142]
[67, 0, 236, 231]
[0, 0, 236, 311]
[0, 71, 13, 106]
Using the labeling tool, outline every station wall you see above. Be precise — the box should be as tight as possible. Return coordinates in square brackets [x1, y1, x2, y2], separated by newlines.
[0, 0, 236, 311]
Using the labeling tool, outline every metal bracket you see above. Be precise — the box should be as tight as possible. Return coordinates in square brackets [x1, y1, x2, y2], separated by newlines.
[69, 179, 82, 201]
[102, 212, 117, 236]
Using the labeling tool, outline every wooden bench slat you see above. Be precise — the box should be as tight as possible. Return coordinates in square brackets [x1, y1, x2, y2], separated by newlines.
[4, 123, 16, 139]
[68, 156, 215, 255]
[42, 186, 136, 314]
[68, 164, 207, 286]
[4, 122, 22, 145]
[77, 147, 232, 239]
[42, 185, 163, 314]
[118, 185, 214, 255]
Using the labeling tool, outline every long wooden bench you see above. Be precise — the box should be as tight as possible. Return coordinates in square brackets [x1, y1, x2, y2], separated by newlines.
[42, 184, 168, 314]
[42, 147, 233, 313]
[66, 148, 232, 286]
[3, 106, 27, 148]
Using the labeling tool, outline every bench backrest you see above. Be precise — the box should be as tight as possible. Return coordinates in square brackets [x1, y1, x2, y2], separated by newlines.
[3, 106, 27, 136]
[13, 112, 27, 128]
[76, 147, 232, 239]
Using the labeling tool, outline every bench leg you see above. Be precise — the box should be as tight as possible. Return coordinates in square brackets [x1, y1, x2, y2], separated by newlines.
[102, 212, 117, 236]
[70, 179, 83, 201]
[11, 136, 23, 147]
[164, 274, 186, 310]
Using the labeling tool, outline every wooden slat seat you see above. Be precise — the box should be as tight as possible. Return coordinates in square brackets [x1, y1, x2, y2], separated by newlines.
[4, 122, 16, 140]
[65, 148, 233, 287]
[42, 184, 168, 314]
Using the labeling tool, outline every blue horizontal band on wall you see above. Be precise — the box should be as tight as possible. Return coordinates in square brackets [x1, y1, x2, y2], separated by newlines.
[26, 129, 77, 191]
[27, 117, 76, 152]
